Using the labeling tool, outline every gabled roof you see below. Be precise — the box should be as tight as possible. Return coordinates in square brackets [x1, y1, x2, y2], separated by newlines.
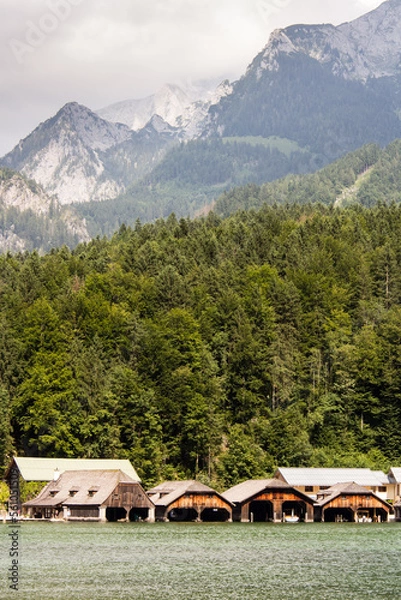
[6, 457, 140, 482]
[275, 467, 388, 488]
[317, 481, 391, 508]
[222, 478, 313, 505]
[147, 480, 232, 508]
[389, 468, 401, 484]
[23, 469, 149, 508]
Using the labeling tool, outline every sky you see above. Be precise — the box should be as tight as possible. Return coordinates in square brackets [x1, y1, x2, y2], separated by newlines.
[0, 0, 383, 156]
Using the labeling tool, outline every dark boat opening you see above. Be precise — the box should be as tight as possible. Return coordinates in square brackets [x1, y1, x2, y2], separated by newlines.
[106, 507, 127, 522]
[129, 507, 149, 522]
[356, 507, 388, 523]
[249, 500, 273, 522]
[323, 507, 354, 522]
[168, 508, 198, 522]
[201, 508, 230, 522]
[282, 501, 305, 522]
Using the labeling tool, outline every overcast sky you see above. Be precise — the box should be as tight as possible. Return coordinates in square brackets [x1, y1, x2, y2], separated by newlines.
[0, 0, 383, 156]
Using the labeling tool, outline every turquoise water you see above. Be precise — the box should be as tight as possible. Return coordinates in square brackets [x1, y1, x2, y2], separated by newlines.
[1, 522, 401, 599]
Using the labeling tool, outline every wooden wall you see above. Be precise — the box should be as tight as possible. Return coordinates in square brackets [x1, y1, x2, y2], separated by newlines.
[322, 494, 388, 511]
[105, 483, 153, 509]
[168, 493, 231, 513]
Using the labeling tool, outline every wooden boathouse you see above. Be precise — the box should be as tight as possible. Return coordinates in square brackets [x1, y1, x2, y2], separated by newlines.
[6, 456, 141, 483]
[222, 478, 315, 522]
[275, 467, 390, 501]
[23, 470, 155, 522]
[315, 482, 392, 522]
[147, 480, 233, 522]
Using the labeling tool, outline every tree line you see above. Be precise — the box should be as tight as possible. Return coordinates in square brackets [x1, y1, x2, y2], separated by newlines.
[1, 202, 401, 490]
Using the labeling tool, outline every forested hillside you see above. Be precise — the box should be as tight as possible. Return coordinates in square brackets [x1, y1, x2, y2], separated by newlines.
[215, 141, 401, 217]
[1, 202, 401, 488]
[75, 140, 401, 238]
[76, 137, 314, 237]
[209, 51, 401, 158]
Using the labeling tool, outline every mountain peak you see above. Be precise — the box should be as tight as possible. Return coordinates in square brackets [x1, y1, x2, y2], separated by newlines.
[49, 102, 132, 150]
[56, 101, 94, 119]
[0, 102, 133, 205]
[247, 0, 401, 83]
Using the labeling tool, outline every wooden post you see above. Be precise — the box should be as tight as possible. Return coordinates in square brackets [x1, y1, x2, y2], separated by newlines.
[241, 503, 250, 523]
[305, 503, 314, 523]
[272, 499, 283, 523]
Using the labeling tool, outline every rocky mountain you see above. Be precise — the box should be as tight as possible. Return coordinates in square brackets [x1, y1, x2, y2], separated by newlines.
[97, 83, 193, 130]
[3, 0, 401, 247]
[0, 103, 181, 206]
[208, 0, 401, 160]
[1, 103, 132, 205]
[96, 80, 225, 133]
[0, 167, 90, 253]
[176, 80, 233, 138]
[276, 0, 401, 83]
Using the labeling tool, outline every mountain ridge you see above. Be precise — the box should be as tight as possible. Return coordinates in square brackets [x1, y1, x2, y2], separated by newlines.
[3, 1, 401, 242]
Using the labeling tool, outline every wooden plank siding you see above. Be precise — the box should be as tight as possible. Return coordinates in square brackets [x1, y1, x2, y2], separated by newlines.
[167, 493, 231, 512]
[319, 492, 391, 523]
[323, 494, 386, 511]
[240, 491, 314, 523]
[249, 491, 305, 503]
[105, 483, 154, 510]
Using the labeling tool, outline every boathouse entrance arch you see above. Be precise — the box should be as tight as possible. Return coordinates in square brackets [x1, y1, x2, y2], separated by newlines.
[106, 507, 127, 522]
[249, 500, 273, 522]
[322, 507, 354, 522]
[282, 500, 307, 522]
[201, 508, 231, 522]
[356, 506, 388, 522]
[129, 507, 150, 521]
[168, 507, 199, 522]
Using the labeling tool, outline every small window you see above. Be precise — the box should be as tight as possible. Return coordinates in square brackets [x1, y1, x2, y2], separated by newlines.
[305, 486, 313, 492]
[378, 486, 387, 493]
[49, 491, 58, 497]
[319, 486, 329, 490]
[69, 490, 78, 497]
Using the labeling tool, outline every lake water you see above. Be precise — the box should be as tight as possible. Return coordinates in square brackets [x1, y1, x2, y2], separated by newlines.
[1, 522, 401, 599]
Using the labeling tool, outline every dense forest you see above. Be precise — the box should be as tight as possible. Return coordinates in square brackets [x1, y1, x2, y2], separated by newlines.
[210, 53, 401, 158]
[77, 137, 314, 238]
[1, 200, 401, 491]
[215, 141, 401, 217]
[76, 139, 401, 239]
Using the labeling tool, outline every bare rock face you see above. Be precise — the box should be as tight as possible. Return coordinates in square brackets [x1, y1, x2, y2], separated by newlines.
[0, 168, 90, 252]
[1, 103, 133, 205]
[250, 0, 401, 83]
[2, 0, 401, 240]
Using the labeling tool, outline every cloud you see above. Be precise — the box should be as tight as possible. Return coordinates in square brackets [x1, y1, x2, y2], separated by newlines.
[0, 0, 383, 156]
